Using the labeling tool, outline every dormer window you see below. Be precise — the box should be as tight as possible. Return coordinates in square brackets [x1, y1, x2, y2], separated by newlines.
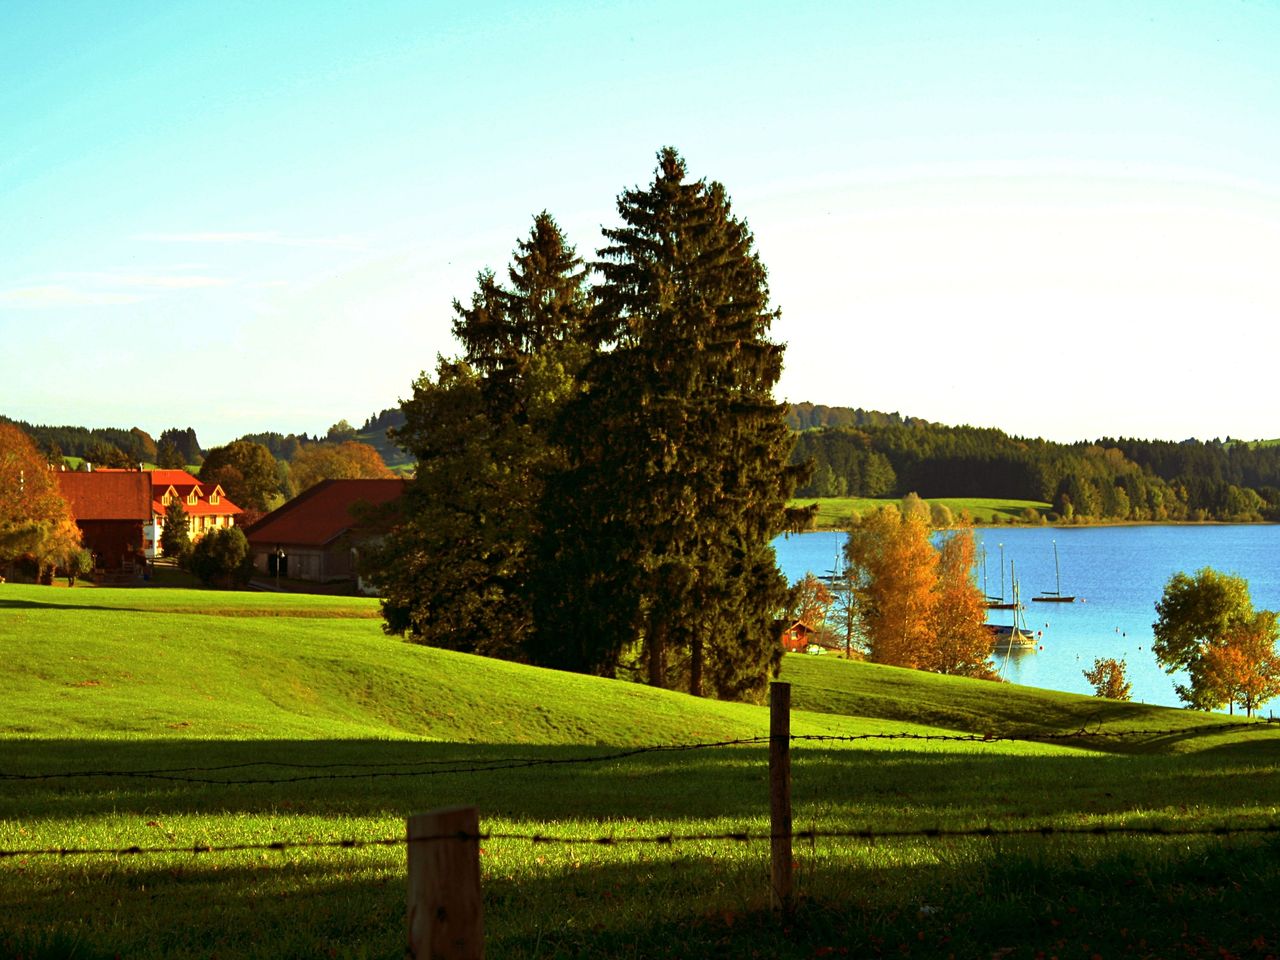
[162, 493, 171, 506]
[187, 492, 198, 505]
[210, 492, 220, 505]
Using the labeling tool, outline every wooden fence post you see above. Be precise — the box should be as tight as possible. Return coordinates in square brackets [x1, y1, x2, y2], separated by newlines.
[407, 806, 484, 960]
[770, 681, 793, 913]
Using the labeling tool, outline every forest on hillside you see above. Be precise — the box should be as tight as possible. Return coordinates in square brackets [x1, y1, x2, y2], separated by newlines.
[790, 417, 1280, 522]
[6, 406, 1279, 522]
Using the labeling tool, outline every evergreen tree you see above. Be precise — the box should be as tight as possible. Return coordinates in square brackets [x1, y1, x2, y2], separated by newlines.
[156, 439, 186, 470]
[160, 498, 191, 558]
[367, 212, 588, 657]
[159, 428, 202, 465]
[535, 148, 809, 697]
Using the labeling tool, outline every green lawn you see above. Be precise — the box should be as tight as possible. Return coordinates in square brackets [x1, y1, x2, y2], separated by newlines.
[2, 583, 1277, 959]
[794, 496, 1052, 529]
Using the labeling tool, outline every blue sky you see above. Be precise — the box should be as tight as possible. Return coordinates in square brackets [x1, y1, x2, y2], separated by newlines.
[3, 0, 1278, 446]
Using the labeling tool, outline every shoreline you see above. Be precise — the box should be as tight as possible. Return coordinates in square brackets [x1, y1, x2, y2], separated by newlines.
[807, 519, 1280, 533]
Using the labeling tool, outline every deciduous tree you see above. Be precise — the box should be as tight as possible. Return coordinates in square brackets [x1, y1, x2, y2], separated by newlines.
[0, 423, 82, 581]
[1153, 567, 1254, 710]
[290, 441, 393, 493]
[200, 441, 279, 512]
[924, 528, 996, 678]
[844, 507, 993, 677]
[1198, 611, 1280, 717]
[187, 527, 253, 588]
[1083, 657, 1133, 700]
[845, 505, 939, 668]
[789, 573, 834, 637]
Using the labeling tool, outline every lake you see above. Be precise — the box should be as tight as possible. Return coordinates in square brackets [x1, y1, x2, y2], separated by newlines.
[772, 525, 1280, 710]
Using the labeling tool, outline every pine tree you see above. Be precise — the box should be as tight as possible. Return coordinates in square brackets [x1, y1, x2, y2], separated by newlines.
[160, 498, 191, 558]
[536, 148, 809, 697]
[368, 213, 588, 657]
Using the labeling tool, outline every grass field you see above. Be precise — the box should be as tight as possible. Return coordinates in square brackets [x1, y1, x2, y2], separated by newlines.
[2, 583, 1278, 958]
[793, 496, 1052, 529]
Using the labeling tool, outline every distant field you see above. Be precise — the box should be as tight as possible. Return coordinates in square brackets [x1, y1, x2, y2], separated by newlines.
[793, 495, 1052, 529]
[2, 582, 1277, 959]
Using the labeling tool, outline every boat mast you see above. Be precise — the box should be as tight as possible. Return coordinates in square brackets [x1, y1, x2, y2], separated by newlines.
[1053, 539, 1061, 596]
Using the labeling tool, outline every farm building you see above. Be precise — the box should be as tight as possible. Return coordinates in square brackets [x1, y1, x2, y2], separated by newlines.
[54, 467, 246, 568]
[55, 470, 151, 572]
[243, 478, 405, 587]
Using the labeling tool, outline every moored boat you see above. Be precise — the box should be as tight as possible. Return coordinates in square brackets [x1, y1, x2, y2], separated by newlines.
[1032, 539, 1077, 603]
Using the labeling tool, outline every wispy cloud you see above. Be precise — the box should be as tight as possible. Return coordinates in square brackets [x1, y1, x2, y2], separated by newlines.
[1, 268, 230, 308]
[0, 285, 145, 308]
[79, 272, 228, 289]
[137, 230, 366, 249]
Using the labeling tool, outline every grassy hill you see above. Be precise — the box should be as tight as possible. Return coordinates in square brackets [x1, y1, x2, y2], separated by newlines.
[2, 583, 1277, 959]
[793, 495, 1053, 529]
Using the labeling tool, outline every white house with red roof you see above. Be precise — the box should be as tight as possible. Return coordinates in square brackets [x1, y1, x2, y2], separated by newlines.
[146, 469, 243, 558]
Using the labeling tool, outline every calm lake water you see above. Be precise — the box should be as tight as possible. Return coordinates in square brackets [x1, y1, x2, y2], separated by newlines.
[772, 525, 1280, 710]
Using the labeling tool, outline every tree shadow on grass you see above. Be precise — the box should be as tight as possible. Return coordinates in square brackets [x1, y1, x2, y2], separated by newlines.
[2, 738, 1277, 826]
[3, 829, 1278, 959]
[0, 597, 147, 614]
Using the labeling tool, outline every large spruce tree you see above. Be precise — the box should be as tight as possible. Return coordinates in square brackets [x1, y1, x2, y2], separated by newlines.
[368, 212, 588, 656]
[534, 148, 809, 697]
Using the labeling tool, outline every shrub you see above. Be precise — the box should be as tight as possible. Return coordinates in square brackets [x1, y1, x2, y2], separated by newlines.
[187, 528, 254, 588]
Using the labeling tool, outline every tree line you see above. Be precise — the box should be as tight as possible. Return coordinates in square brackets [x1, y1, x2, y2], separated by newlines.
[792, 421, 1280, 522]
[1, 415, 396, 523]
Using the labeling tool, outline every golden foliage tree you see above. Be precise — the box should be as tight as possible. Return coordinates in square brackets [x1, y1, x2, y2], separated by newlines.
[1082, 657, 1133, 700]
[845, 505, 939, 669]
[0, 423, 82, 580]
[924, 529, 997, 678]
[1199, 611, 1280, 717]
[789, 572, 834, 638]
[845, 506, 994, 676]
[291, 441, 394, 494]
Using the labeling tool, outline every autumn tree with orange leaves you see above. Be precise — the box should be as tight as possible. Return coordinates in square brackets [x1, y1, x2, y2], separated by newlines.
[924, 528, 999, 678]
[0, 422, 82, 582]
[844, 503, 994, 677]
[1199, 611, 1280, 717]
[788, 572, 835, 641]
[290, 440, 395, 494]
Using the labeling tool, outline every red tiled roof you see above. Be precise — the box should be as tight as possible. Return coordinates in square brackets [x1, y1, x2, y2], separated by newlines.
[244, 479, 405, 547]
[151, 499, 243, 517]
[150, 469, 202, 489]
[56, 472, 152, 522]
[146, 470, 243, 516]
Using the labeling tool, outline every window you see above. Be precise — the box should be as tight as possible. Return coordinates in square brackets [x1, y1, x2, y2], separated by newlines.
[187, 492, 197, 505]
[210, 492, 220, 505]
[162, 493, 171, 506]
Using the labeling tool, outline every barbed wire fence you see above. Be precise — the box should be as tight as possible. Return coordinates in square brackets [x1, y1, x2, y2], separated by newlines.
[3, 687, 1277, 958]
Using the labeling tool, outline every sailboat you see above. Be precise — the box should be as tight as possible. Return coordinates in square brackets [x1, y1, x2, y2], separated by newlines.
[989, 562, 1036, 651]
[984, 542, 1017, 610]
[1032, 539, 1077, 603]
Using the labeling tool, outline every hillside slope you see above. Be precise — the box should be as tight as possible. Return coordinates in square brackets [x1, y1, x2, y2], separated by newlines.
[2, 584, 1265, 756]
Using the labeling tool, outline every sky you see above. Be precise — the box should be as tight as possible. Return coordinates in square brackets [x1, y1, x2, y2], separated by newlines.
[3, 0, 1278, 448]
